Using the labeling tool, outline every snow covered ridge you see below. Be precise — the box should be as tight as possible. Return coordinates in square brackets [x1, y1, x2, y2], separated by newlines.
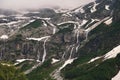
[88, 45, 120, 63]
[112, 71, 120, 80]
[0, 35, 9, 39]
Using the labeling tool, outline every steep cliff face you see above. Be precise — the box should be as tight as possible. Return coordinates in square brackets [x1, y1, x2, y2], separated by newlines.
[0, 0, 120, 80]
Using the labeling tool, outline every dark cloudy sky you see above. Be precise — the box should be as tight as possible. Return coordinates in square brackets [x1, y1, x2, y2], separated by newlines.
[0, 0, 94, 10]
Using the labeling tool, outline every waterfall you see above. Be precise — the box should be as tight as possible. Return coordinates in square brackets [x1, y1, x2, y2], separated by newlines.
[0, 35, 8, 60]
[42, 37, 49, 63]
[85, 17, 110, 40]
[27, 36, 50, 62]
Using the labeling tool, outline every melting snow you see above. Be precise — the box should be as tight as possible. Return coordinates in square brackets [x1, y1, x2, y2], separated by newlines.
[88, 45, 120, 63]
[104, 18, 113, 25]
[27, 36, 50, 41]
[14, 59, 34, 65]
[80, 20, 88, 26]
[22, 20, 35, 27]
[88, 57, 101, 63]
[74, 7, 85, 13]
[59, 58, 75, 70]
[105, 5, 110, 10]
[51, 58, 60, 64]
[91, 2, 99, 13]
[57, 21, 79, 26]
[0, 35, 9, 39]
[112, 71, 120, 80]
[1, 63, 11, 66]
[104, 45, 120, 60]
[42, 20, 47, 27]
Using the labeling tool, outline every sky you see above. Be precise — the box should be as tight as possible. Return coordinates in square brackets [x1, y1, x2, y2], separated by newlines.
[0, 0, 95, 10]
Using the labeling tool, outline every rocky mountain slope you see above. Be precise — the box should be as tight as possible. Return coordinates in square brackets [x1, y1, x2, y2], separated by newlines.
[0, 0, 120, 80]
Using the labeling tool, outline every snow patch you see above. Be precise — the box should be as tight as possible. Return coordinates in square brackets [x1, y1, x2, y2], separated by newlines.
[1, 63, 11, 66]
[27, 36, 50, 41]
[104, 45, 120, 60]
[105, 5, 110, 10]
[88, 45, 120, 63]
[91, 2, 99, 13]
[57, 21, 79, 26]
[80, 20, 88, 27]
[0, 35, 9, 39]
[112, 71, 120, 80]
[51, 58, 60, 64]
[104, 18, 112, 25]
[88, 57, 101, 63]
[14, 59, 34, 65]
[59, 58, 76, 70]
[42, 20, 47, 27]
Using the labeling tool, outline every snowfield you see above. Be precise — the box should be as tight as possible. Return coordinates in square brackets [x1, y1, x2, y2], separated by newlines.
[112, 71, 120, 80]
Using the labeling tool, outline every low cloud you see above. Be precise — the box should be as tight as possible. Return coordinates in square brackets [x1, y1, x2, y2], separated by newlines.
[0, 0, 94, 10]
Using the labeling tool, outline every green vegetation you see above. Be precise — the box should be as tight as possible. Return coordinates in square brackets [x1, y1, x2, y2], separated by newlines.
[57, 23, 74, 34]
[61, 21, 120, 80]
[16, 61, 37, 72]
[0, 63, 27, 80]
[26, 60, 57, 80]
[21, 19, 43, 30]
[62, 54, 120, 80]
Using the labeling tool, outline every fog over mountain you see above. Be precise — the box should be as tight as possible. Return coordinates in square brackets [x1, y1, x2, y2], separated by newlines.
[0, 0, 94, 10]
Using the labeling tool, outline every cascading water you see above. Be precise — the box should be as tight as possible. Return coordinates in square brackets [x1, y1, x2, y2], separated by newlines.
[42, 37, 49, 63]
[0, 35, 8, 60]
[27, 36, 50, 62]
[24, 36, 50, 74]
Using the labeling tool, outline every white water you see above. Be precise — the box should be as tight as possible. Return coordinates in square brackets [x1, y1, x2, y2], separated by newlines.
[27, 36, 50, 62]
[46, 20, 57, 34]
[42, 37, 49, 62]
[91, 2, 99, 13]
[85, 17, 109, 40]
[69, 47, 74, 59]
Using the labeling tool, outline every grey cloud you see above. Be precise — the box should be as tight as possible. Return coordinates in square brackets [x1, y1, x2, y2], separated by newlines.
[0, 0, 95, 10]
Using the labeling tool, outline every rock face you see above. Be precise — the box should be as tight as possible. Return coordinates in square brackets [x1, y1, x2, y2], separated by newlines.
[0, 0, 120, 80]
[0, 0, 117, 62]
[113, 0, 120, 22]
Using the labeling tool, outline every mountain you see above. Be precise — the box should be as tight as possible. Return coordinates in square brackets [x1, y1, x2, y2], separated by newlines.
[0, 0, 120, 80]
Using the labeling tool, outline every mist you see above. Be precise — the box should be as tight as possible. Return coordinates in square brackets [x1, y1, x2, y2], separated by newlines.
[0, 0, 95, 10]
